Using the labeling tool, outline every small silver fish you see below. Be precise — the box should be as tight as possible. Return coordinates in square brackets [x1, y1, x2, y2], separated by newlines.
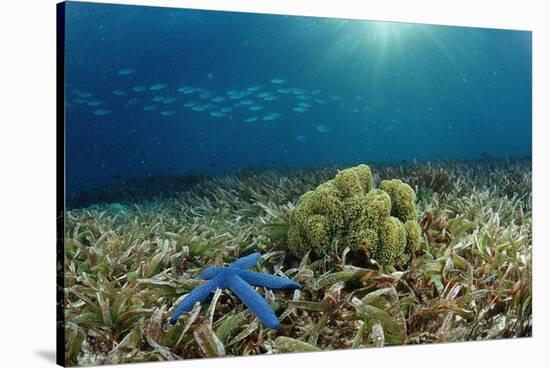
[316, 124, 330, 133]
[150, 83, 168, 91]
[93, 109, 111, 116]
[143, 105, 157, 111]
[117, 68, 136, 75]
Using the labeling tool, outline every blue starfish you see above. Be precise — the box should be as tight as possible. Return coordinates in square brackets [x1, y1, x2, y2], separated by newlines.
[169, 252, 302, 329]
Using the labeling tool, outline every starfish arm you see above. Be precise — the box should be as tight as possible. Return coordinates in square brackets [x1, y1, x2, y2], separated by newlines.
[199, 267, 224, 280]
[230, 252, 261, 270]
[169, 275, 222, 324]
[238, 270, 302, 290]
[226, 274, 280, 329]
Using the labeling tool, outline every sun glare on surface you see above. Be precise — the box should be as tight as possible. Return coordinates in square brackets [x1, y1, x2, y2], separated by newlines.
[310, 19, 457, 94]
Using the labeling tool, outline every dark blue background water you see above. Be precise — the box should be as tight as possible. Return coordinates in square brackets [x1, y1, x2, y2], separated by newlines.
[64, 1, 532, 196]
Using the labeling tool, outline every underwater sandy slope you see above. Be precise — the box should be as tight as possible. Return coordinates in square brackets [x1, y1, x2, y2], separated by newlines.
[63, 158, 531, 366]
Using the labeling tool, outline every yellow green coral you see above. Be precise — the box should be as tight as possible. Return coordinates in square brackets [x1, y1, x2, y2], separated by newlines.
[311, 183, 344, 229]
[304, 214, 331, 252]
[404, 220, 422, 258]
[348, 227, 378, 256]
[333, 169, 363, 198]
[352, 164, 374, 193]
[377, 216, 407, 265]
[379, 179, 417, 222]
[287, 164, 421, 266]
[363, 189, 391, 226]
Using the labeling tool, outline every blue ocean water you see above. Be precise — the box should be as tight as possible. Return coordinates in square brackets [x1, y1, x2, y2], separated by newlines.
[64, 1, 532, 198]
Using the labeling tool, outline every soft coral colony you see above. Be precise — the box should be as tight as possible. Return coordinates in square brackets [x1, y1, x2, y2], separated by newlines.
[287, 164, 421, 266]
